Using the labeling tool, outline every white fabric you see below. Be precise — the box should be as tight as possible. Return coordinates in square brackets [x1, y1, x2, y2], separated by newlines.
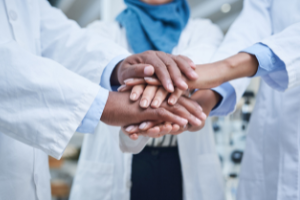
[211, 0, 300, 199]
[0, 1, 129, 200]
[70, 19, 225, 200]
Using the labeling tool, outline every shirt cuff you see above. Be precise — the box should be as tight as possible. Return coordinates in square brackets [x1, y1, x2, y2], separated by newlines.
[76, 87, 109, 133]
[100, 54, 130, 91]
[241, 43, 286, 77]
[210, 82, 236, 116]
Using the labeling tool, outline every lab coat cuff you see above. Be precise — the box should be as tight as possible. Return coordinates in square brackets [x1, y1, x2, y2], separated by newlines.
[210, 82, 236, 116]
[100, 54, 130, 91]
[241, 43, 286, 77]
[76, 87, 109, 134]
[119, 130, 150, 154]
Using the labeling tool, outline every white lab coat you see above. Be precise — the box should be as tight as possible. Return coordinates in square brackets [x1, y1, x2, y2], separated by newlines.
[212, 0, 300, 199]
[0, 1, 129, 200]
[70, 19, 225, 200]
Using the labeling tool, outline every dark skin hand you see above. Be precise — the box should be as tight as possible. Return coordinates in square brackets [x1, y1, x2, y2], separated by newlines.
[122, 95, 208, 139]
[100, 91, 203, 128]
[111, 51, 198, 92]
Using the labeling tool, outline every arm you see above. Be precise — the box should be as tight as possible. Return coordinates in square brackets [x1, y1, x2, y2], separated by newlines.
[209, 0, 272, 115]
[188, 21, 300, 92]
[39, 0, 130, 84]
[0, 41, 102, 159]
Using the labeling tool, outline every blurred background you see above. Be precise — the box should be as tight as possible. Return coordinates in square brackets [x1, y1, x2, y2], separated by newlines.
[47, 0, 260, 200]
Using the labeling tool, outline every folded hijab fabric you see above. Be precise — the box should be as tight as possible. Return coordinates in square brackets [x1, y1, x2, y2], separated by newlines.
[116, 0, 190, 54]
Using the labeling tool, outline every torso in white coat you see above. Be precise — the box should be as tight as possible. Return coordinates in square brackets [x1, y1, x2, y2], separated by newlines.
[212, 0, 300, 199]
[70, 19, 225, 200]
[0, 1, 129, 200]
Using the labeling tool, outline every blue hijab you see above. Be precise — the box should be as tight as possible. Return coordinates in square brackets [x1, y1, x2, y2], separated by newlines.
[116, 0, 190, 54]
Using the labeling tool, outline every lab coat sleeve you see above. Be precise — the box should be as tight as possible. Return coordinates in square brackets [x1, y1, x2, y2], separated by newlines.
[258, 22, 300, 90]
[0, 40, 104, 159]
[39, 0, 130, 85]
[242, 43, 287, 91]
[211, 0, 273, 113]
[119, 130, 150, 154]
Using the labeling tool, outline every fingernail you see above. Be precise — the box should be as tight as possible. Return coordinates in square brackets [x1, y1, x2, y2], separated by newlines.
[140, 99, 148, 107]
[125, 125, 134, 132]
[167, 82, 174, 92]
[201, 112, 207, 120]
[130, 93, 137, 100]
[190, 71, 198, 79]
[144, 77, 157, 83]
[124, 79, 133, 84]
[144, 65, 154, 75]
[117, 85, 126, 92]
[180, 80, 188, 90]
[179, 117, 188, 125]
[139, 122, 148, 130]
[168, 98, 175, 105]
[152, 100, 159, 107]
[195, 118, 202, 126]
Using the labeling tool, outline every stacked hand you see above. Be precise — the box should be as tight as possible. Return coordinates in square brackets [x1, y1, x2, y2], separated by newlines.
[101, 50, 258, 140]
[112, 53, 220, 140]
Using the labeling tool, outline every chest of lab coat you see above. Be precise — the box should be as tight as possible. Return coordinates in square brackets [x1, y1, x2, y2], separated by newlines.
[212, 0, 300, 199]
[0, 1, 129, 200]
[0, 1, 51, 199]
[70, 19, 225, 200]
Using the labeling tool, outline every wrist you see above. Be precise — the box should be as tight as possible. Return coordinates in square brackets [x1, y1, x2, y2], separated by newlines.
[191, 89, 221, 115]
[223, 53, 259, 81]
[110, 61, 122, 86]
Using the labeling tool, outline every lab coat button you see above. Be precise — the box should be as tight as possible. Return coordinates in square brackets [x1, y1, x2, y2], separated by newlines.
[126, 181, 132, 189]
[9, 10, 18, 21]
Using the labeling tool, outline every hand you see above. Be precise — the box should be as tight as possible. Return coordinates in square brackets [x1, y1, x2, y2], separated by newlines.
[101, 91, 202, 128]
[122, 95, 207, 139]
[187, 53, 259, 89]
[118, 77, 187, 108]
[111, 52, 198, 92]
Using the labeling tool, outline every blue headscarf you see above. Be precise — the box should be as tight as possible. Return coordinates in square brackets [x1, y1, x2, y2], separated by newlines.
[116, 0, 190, 54]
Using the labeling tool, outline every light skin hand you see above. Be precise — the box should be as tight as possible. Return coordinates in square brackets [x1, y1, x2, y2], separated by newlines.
[186, 53, 259, 89]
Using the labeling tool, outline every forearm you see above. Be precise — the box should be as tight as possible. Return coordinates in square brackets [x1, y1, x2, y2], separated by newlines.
[187, 53, 258, 89]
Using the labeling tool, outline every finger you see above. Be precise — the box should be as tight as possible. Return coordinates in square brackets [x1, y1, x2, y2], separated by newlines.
[178, 55, 196, 70]
[172, 55, 198, 80]
[170, 124, 180, 133]
[129, 133, 139, 140]
[151, 87, 168, 108]
[177, 97, 204, 121]
[130, 85, 145, 101]
[118, 85, 132, 92]
[168, 88, 183, 106]
[142, 51, 174, 92]
[138, 121, 162, 131]
[144, 77, 162, 85]
[123, 125, 140, 135]
[140, 85, 158, 108]
[121, 64, 155, 83]
[124, 78, 146, 86]
[157, 52, 188, 90]
[161, 102, 202, 127]
[149, 108, 188, 127]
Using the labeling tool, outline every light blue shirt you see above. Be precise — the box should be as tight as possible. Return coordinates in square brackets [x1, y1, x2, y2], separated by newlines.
[76, 54, 129, 133]
[210, 43, 286, 116]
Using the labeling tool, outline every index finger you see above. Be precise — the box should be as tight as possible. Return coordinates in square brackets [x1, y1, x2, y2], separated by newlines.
[141, 51, 174, 93]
